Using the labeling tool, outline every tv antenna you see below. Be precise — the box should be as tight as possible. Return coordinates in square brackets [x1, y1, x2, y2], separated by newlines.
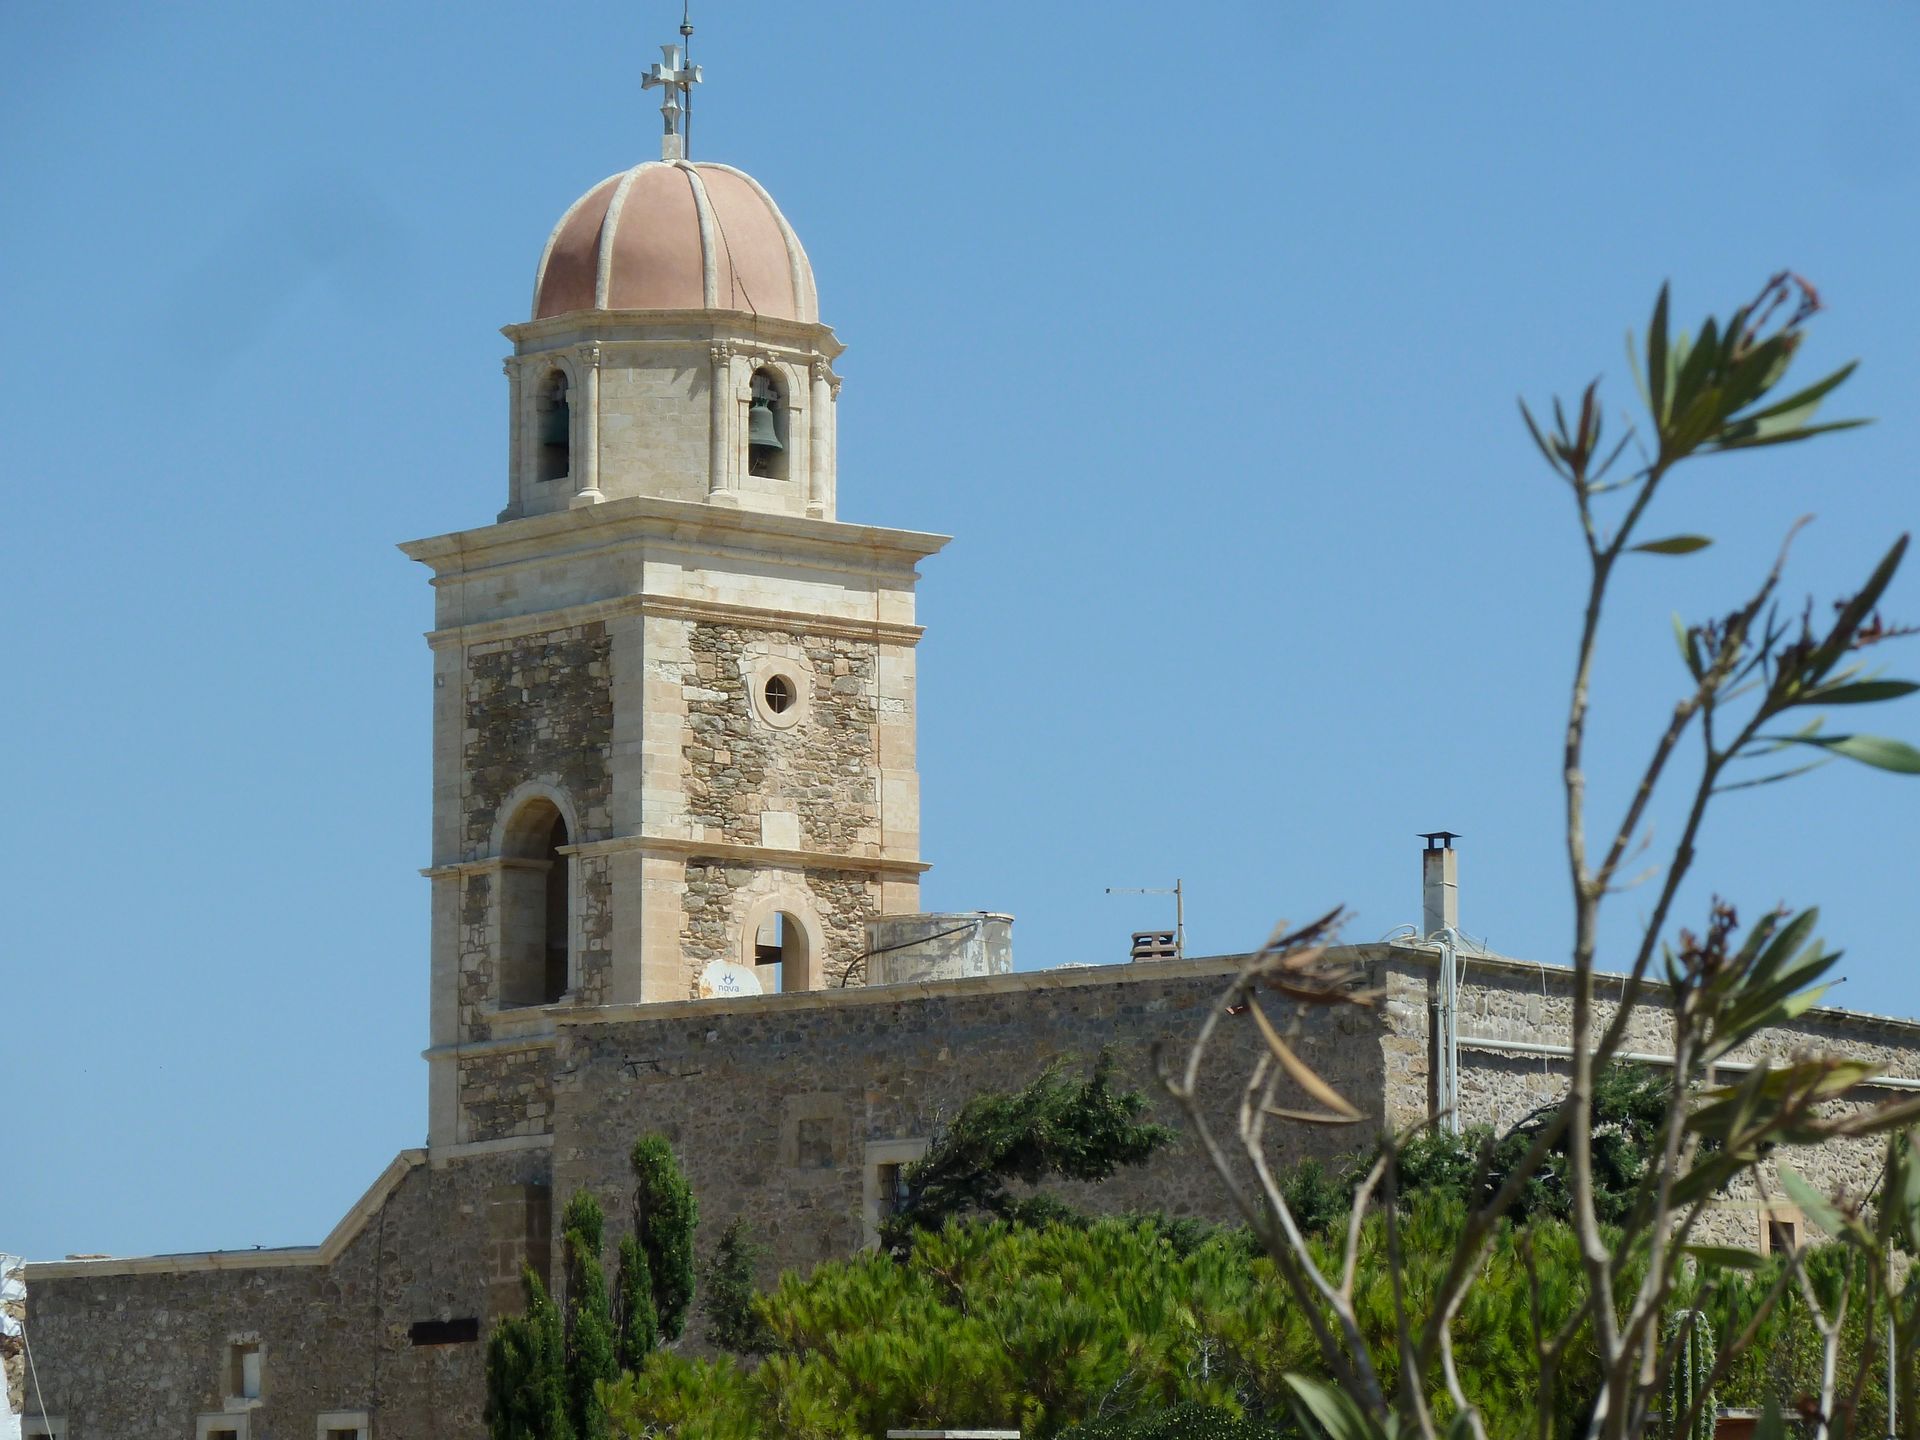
[1105, 878, 1185, 960]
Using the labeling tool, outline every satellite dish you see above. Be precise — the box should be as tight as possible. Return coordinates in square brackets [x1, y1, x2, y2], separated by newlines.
[697, 959, 764, 999]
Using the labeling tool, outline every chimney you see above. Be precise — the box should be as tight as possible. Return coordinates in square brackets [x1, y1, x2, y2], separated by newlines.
[1419, 832, 1459, 938]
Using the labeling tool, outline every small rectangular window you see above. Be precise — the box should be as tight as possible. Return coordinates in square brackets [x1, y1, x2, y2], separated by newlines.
[409, 1316, 481, 1345]
[196, 1416, 250, 1440]
[875, 1163, 910, 1222]
[227, 1340, 262, 1400]
[23, 1418, 68, 1440]
[862, 1138, 930, 1248]
[316, 1410, 371, 1440]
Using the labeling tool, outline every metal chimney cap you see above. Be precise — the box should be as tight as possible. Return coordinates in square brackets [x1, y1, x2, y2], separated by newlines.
[1418, 831, 1461, 850]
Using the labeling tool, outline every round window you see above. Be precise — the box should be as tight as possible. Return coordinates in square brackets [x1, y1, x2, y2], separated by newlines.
[748, 658, 808, 729]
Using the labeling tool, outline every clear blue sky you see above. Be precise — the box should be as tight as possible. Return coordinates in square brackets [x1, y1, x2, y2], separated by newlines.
[5, 3, 1918, 1262]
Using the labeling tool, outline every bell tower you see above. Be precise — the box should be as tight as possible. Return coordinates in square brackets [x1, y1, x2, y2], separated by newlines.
[401, 37, 946, 1151]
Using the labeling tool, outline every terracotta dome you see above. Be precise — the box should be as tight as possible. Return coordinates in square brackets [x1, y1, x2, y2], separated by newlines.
[532, 160, 818, 323]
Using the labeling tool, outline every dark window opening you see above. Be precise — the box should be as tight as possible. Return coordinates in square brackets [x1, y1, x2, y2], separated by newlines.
[1767, 1217, 1799, 1255]
[543, 812, 569, 1003]
[500, 796, 571, 1007]
[876, 1162, 911, 1222]
[410, 1317, 481, 1346]
[226, 1341, 261, 1400]
[537, 370, 570, 482]
[763, 674, 794, 714]
[747, 368, 787, 479]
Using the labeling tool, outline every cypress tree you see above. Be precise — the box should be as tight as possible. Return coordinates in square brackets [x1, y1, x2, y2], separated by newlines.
[613, 1232, 658, 1370]
[560, 1191, 617, 1440]
[484, 1266, 572, 1440]
[630, 1135, 699, 1343]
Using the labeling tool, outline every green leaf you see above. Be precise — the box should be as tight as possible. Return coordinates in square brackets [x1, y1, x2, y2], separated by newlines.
[1285, 1374, 1386, 1440]
[1518, 399, 1564, 475]
[1733, 359, 1859, 426]
[1709, 416, 1870, 452]
[1648, 283, 1670, 425]
[1772, 732, 1920, 774]
[1713, 760, 1831, 794]
[1671, 317, 1720, 425]
[1680, 1243, 1765, 1271]
[1804, 535, 1909, 681]
[1778, 1163, 1847, 1238]
[1672, 612, 1695, 673]
[1632, 535, 1713, 555]
[1755, 1397, 1787, 1440]
[1803, 679, 1920, 705]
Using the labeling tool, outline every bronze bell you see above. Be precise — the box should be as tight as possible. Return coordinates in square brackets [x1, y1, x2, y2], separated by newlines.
[540, 398, 570, 449]
[747, 395, 783, 451]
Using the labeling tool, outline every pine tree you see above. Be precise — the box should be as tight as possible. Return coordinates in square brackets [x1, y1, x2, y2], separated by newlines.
[701, 1216, 776, 1355]
[560, 1192, 616, 1440]
[881, 1049, 1174, 1249]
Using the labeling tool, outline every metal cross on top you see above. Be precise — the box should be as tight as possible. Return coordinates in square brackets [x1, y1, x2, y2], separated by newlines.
[642, 43, 703, 160]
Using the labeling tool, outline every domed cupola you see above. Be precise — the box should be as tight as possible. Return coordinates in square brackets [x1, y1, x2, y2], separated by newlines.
[533, 161, 818, 324]
[497, 42, 842, 526]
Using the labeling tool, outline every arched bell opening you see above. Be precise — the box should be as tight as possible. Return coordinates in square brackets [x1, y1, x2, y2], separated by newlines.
[743, 904, 817, 993]
[498, 796, 572, 1006]
[536, 369, 571, 483]
[746, 367, 789, 480]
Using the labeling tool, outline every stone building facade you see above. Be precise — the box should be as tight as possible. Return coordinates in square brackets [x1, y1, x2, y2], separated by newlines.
[23, 69, 1920, 1440]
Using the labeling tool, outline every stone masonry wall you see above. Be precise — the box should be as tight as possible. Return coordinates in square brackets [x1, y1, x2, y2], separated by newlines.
[678, 862, 882, 990]
[461, 623, 613, 858]
[804, 867, 881, 986]
[1379, 945, 1920, 1247]
[682, 622, 879, 852]
[459, 1044, 556, 1144]
[24, 1148, 549, 1440]
[458, 623, 614, 1032]
[550, 959, 1388, 1280]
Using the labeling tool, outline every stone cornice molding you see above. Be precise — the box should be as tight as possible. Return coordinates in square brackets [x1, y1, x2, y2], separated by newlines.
[567, 831, 929, 875]
[416, 590, 925, 653]
[423, 830, 927, 878]
[399, 495, 947, 579]
[421, 1030, 556, 1059]
[24, 1150, 428, 1281]
[562, 953, 1256, 1030]
[503, 309, 844, 361]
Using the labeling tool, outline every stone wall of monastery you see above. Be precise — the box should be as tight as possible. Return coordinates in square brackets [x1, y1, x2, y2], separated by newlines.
[459, 1043, 557, 1145]
[680, 621, 881, 853]
[458, 622, 614, 1032]
[1378, 944, 1920, 1248]
[23, 1148, 551, 1440]
[548, 958, 1387, 1279]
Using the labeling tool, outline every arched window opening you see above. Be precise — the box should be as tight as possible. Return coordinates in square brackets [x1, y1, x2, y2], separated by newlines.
[499, 796, 571, 1006]
[541, 813, 569, 1003]
[753, 911, 805, 993]
[537, 370, 571, 482]
[747, 368, 788, 480]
